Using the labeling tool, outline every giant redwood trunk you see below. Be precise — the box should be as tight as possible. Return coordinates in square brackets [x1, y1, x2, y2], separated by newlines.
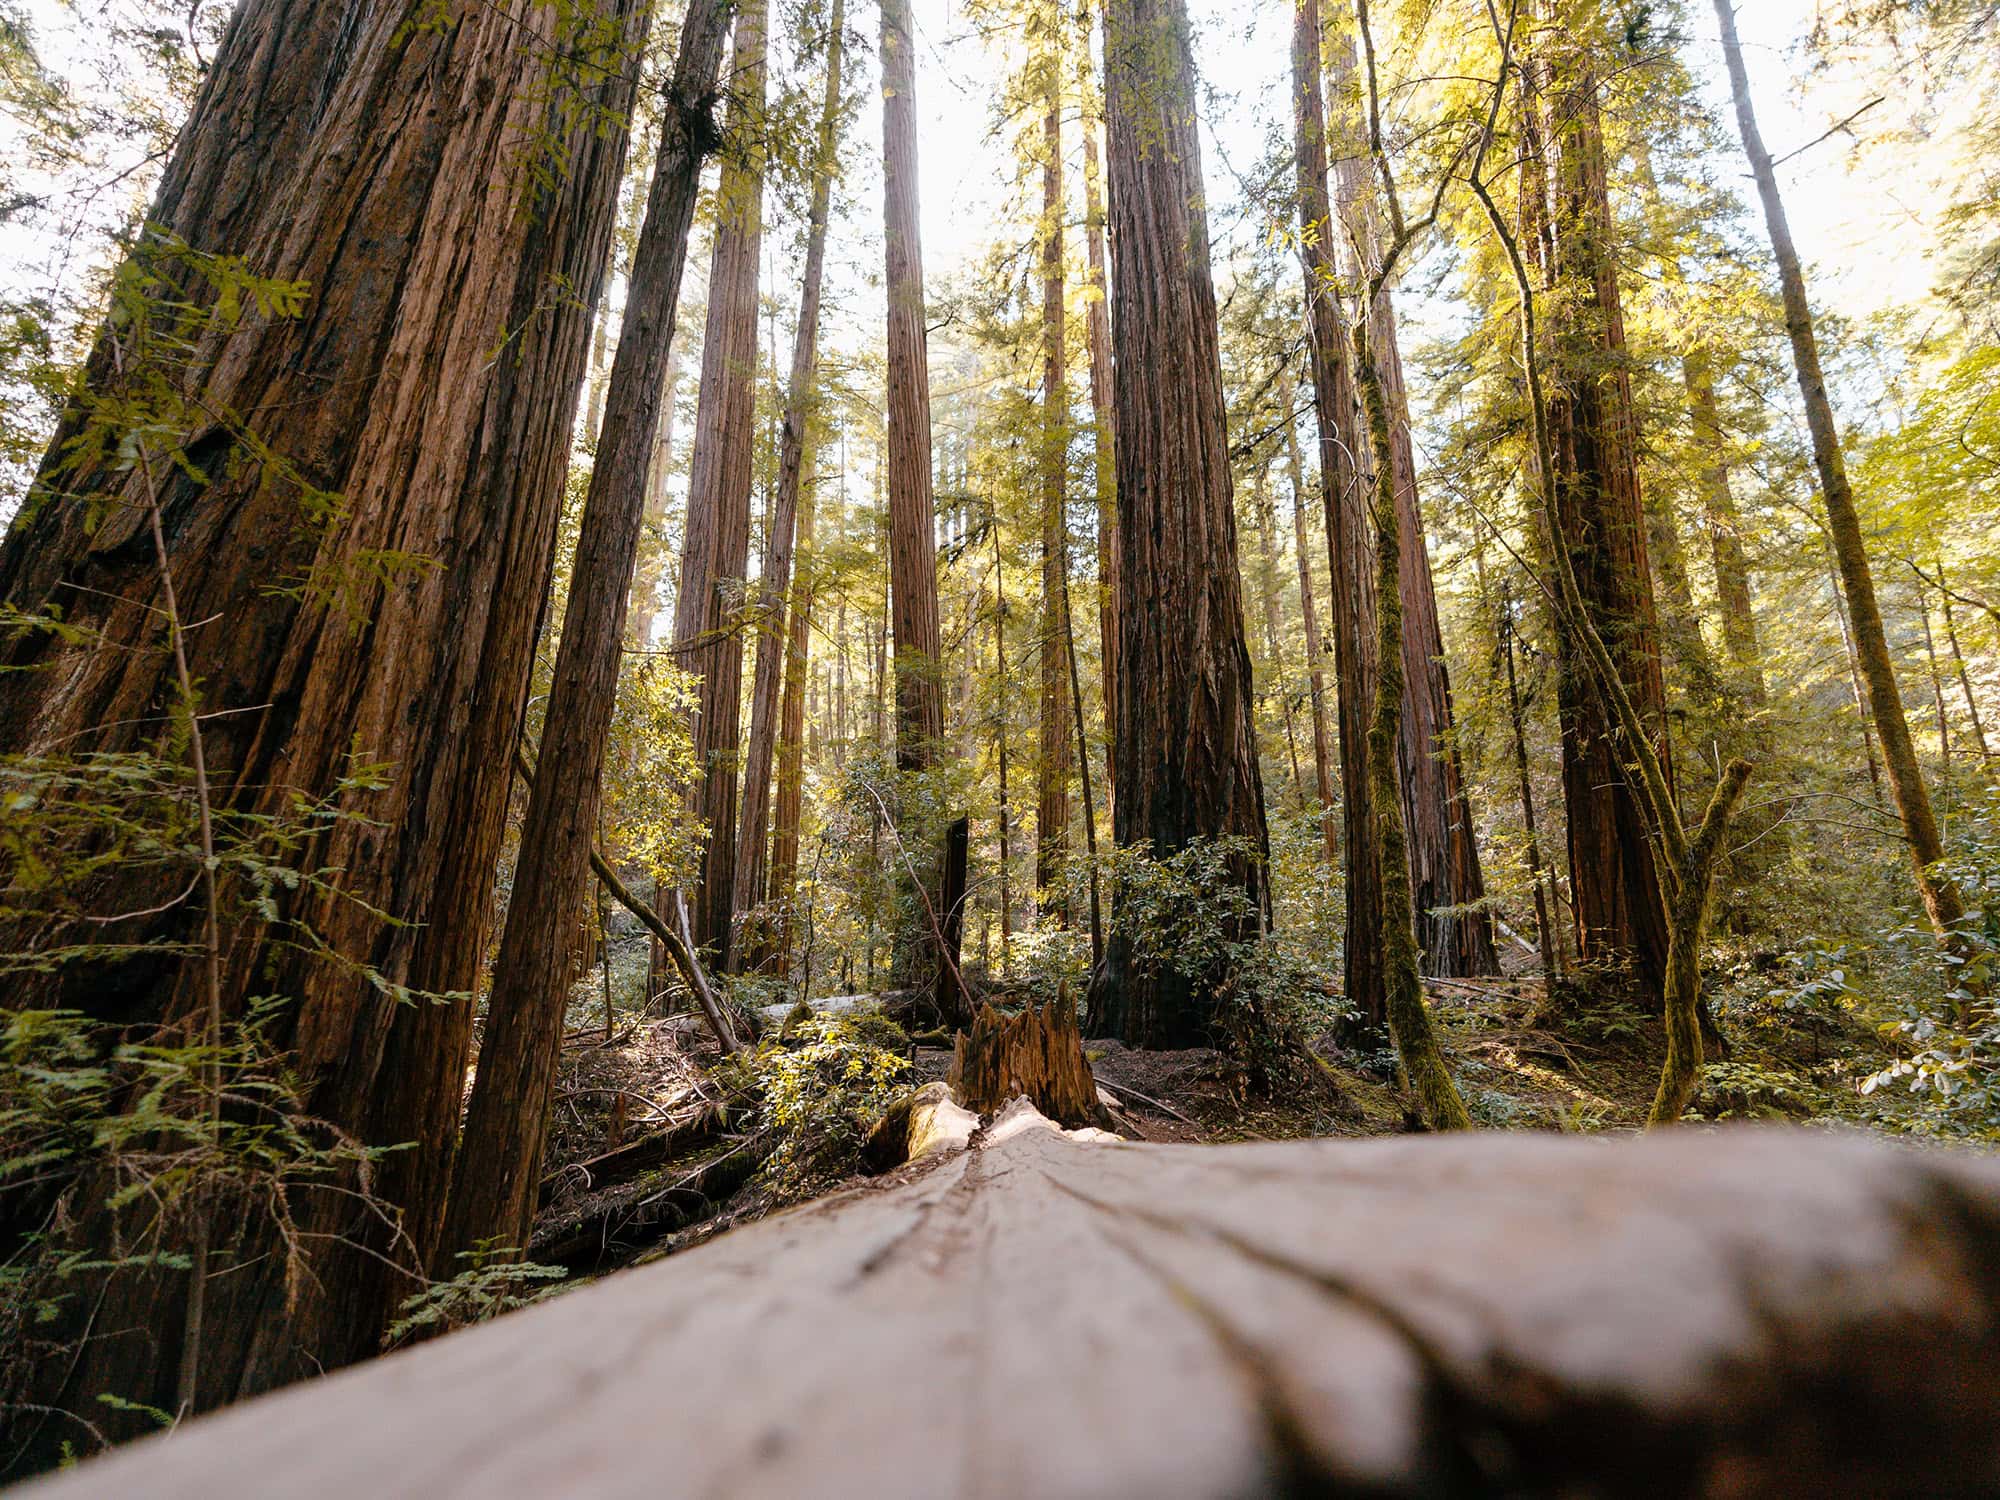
[1082, 83, 1118, 820]
[731, 0, 845, 966]
[1291, 0, 1383, 1025]
[0, 0, 648, 1460]
[1096, 0, 1270, 1048]
[673, 0, 769, 966]
[1525, 17, 1675, 1000]
[1036, 27, 1073, 921]
[1321, 26, 1497, 980]
[880, 0, 961, 1015]
[441, 0, 733, 1267]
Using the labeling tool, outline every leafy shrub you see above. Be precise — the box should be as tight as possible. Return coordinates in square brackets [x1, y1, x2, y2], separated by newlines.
[725, 1010, 913, 1199]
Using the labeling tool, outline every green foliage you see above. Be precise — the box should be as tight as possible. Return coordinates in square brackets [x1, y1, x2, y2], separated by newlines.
[383, 1242, 569, 1348]
[724, 1010, 911, 1199]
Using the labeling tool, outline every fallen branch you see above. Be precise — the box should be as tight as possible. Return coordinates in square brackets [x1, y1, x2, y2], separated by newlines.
[512, 748, 741, 1056]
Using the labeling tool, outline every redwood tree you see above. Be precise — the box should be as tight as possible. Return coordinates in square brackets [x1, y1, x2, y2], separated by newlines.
[733, 0, 846, 965]
[1525, 9, 1676, 1000]
[1323, 19, 1497, 980]
[674, 0, 770, 965]
[880, 0, 963, 1017]
[0, 0, 652, 1455]
[442, 0, 736, 1264]
[1096, 0, 1271, 1048]
[1036, 5, 1073, 920]
[1292, 0, 1383, 1024]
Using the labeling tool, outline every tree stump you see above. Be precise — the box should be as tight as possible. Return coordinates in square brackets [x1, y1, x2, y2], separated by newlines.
[946, 994, 1108, 1128]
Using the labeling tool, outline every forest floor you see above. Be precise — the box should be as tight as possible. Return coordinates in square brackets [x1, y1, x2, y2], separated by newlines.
[507, 916, 1896, 1286]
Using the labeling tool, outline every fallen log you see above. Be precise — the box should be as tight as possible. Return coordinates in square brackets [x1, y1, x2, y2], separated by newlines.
[529, 1133, 771, 1273]
[536, 1106, 724, 1209]
[30, 1121, 2000, 1497]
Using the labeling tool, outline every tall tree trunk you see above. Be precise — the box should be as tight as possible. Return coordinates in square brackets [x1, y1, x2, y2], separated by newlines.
[1081, 25, 1118, 821]
[1502, 600, 1562, 981]
[629, 335, 684, 649]
[1292, 0, 1382, 1026]
[768, 473, 822, 965]
[1524, 17, 1676, 1001]
[1096, 0, 1271, 1048]
[0, 0, 651, 1455]
[732, 0, 846, 967]
[1323, 27, 1496, 979]
[1684, 350, 1770, 715]
[443, 0, 738, 1266]
[1281, 376, 1341, 861]
[1251, 464, 1308, 808]
[1828, 542, 1889, 806]
[673, 0, 769, 967]
[1036, 16, 1073, 921]
[992, 525, 1016, 973]
[1712, 0, 1974, 972]
[1936, 561, 1993, 761]
[880, 0, 962, 1018]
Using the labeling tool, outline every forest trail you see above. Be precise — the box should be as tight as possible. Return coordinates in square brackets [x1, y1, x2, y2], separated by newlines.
[31, 1111, 2000, 1499]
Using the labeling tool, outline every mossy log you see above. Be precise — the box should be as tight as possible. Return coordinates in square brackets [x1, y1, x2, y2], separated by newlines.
[32, 1123, 2000, 1497]
[947, 995, 1108, 1128]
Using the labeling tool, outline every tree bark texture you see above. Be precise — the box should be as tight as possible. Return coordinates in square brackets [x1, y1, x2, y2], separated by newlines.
[880, 0, 945, 765]
[732, 0, 845, 964]
[47, 1124, 2000, 1500]
[442, 0, 735, 1267]
[1281, 377, 1340, 861]
[1713, 0, 1973, 967]
[1097, 0, 1271, 1048]
[1321, 23, 1496, 981]
[1292, 0, 1383, 1026]
[672, 0, 769, 966]
[0, 0, 653, 1454]
[1525, 18, 1676, 1000]
[1082, 86, 1119, 821]
[1036, 25, 1073, 919]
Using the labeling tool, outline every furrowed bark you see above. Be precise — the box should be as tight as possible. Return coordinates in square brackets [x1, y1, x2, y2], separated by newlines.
[1097, 0, 1271, 1048]
[443, 0, 735, 1266]
[673, 0, 770, 966]
[1292, 0, 1384, 1027]
[732, 0, 846, 967]
[1036, 9, 1073, 921]
[1327, 27, 1498, 981]
[0, 0, 654, 1455]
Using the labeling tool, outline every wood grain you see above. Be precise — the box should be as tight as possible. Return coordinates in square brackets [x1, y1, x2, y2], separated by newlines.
[32, 1120, 2000, 1498]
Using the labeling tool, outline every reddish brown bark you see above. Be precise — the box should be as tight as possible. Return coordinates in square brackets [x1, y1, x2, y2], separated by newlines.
[733, 0, 846, 966]
[1292, 0, 1383, 1025]
[1281, 377, 1340, 861]
[880, 0, 943, 763]
[880, 0, 962, 1016]
[442, 0, 737, 1265]
[0, 0, 651, 1455]
[1096, 0, 1271, 1048]
[1524, 21, 1675, 999]
[673, 0, 770, 966]
[1037, 20, 1073, 919]
[1322, 26, 1497, 980]
[1081, 43, 1118, 819]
